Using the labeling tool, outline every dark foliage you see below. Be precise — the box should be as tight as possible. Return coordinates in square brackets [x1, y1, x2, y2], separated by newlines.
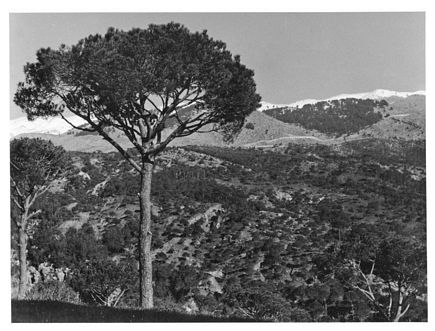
[10, 138, 68, 192]
[264, 98, 387, 136]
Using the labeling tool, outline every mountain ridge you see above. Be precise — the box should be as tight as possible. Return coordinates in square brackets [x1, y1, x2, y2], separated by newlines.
[258, 89, 425, 111]
[11, 89, 425, 138]
[10, 90, 425, 152]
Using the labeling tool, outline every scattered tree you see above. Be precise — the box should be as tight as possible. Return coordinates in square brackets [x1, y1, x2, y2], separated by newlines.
[245, 122, 255, 130]
[10, 138, 68, 299]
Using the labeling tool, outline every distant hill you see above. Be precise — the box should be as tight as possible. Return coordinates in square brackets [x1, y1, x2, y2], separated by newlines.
[11, 90, 425, 151]
[10, 115, 87, 138]
[170, 111, 330, 148]
[262, 94, 425, 140]
[360, 95, 425, 140]
[14, 111, 332, 152]
[258, 89, 425, 112]
[263, 98, 388, 137]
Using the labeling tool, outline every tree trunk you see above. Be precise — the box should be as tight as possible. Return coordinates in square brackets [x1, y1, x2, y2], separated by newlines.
[139, 161, 154, 308]
[18, 222, 28, 299]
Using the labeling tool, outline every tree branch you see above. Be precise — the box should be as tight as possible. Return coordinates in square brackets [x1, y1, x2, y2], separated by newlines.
[10, 177, 25, 200]
[113, 289, 126, 307]
[57, 94, 142, 172]
[388, 283, 393, 318]
[59, 112, 97, 132]
[93, 126, 141, 172]
[144, 96, 161, 115]
[25, 209, 42, 222]
[11, 197, 24, 212]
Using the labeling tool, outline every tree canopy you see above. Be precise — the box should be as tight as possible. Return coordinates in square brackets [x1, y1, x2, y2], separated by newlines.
[15, 22, 261, 167]
[10, 137, 68, 214]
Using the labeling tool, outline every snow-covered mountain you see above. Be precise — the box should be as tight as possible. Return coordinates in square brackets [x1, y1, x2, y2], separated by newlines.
[258, 89, 425, 111]
[326, 89, 425, 101]
[258, 101, 294, 112]
[10, 116, 87, 138]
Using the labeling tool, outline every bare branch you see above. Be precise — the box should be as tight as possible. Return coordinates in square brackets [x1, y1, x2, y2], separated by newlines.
[25, 209, 42, 222]
[400, 304, 410, 319]
[148, 123, 186, 156]
[388, 283, 393, 318]
[107, 110, 145, 154]
[353, 285, 375, 302]
[94, 127, 141, 172]
[113, 289, 126, 307]
[10, 177, 25, 200]
[59, 112, 97, 132]
[56, 94, 142, 172]
[31, 183, 53, 206]
[11, 197, 24, 212]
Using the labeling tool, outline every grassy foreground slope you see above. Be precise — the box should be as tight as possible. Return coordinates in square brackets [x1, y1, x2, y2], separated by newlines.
[12, 300, 258, 323]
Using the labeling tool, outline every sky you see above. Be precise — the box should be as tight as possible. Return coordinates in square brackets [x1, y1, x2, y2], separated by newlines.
[9, 12, 425, 119]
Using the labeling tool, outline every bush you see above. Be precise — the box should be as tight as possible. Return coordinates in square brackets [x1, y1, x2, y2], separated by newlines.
[245, 122, 255, 130]
[102, 226, 125, 253]
[223, 281, 311, 321]
[25, 281, 82, 304]
[154, 296, 185, 313]
[69, 258, 137, 306]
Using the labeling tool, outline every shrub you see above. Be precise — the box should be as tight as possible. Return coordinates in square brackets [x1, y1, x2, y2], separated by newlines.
[245, 122, 255, 130]
[102, 226, 125, 253]
[224, 281, 311, 321]
[69, 258, 137, 306]
[25, 281, 82, 304]
[154, 296, 185, 313]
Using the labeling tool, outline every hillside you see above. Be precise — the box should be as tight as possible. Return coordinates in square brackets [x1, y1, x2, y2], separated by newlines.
[263, 98, 387, 136]
[10, 115, 87, 138]
[11, 92, 425, 152]
[360, 95, 425, 140]
[13, 111, 331, 152]
[11, 139, 427, 321]
[262, 95, 425, 140]
[258, 89, 425, 112]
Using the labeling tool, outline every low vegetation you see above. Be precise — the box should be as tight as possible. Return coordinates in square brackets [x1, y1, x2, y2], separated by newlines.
[12, 300, 257, 322]
[11, 138, 426, 322]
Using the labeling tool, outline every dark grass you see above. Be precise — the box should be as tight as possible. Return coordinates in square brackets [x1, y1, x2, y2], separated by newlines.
[11, 300, 261, 323]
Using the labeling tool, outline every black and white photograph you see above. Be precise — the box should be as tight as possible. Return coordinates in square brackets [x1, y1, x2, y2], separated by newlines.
[5, 4, 430, 324]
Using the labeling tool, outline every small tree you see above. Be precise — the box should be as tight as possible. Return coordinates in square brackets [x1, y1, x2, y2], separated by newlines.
[340, 227, 427, 322]
[10, 138, 68, 299]
[14, 22, 261, 308]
